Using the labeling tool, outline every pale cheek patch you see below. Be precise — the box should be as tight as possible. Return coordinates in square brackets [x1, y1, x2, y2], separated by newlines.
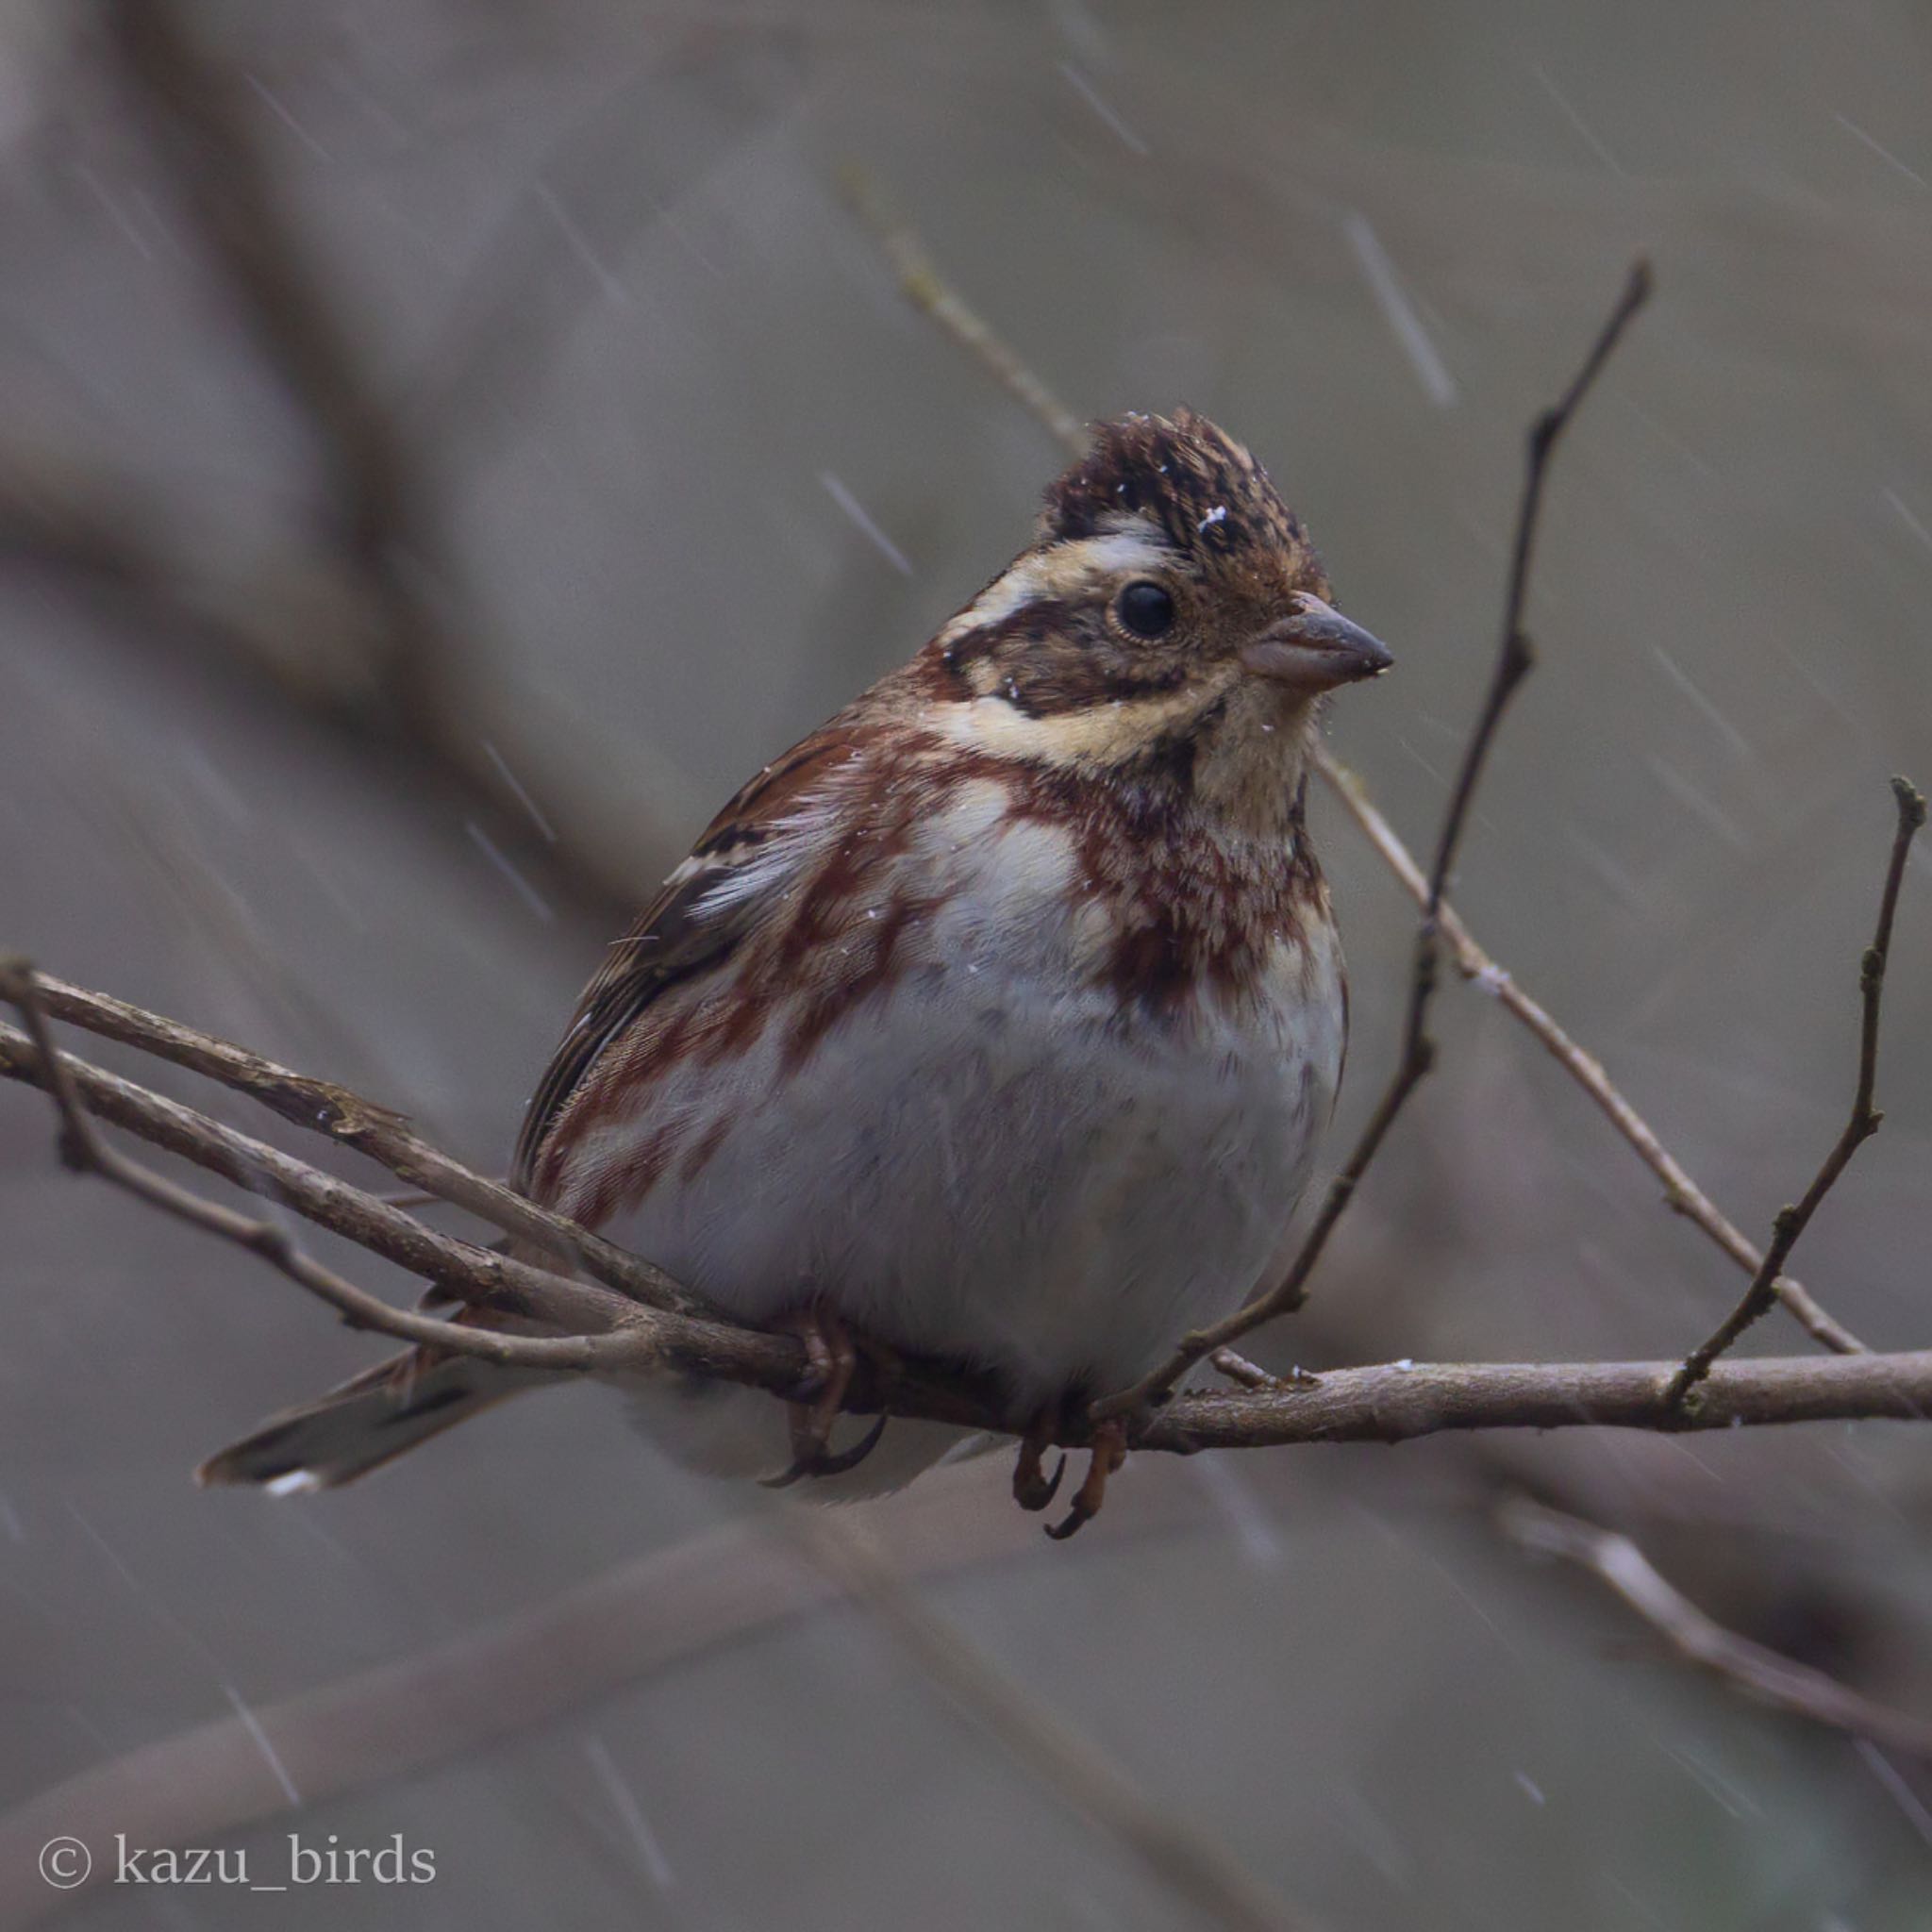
[933, 671, 1239, 769]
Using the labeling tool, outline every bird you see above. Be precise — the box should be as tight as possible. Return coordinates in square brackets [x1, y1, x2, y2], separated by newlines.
[200, 408, 1391, 1535]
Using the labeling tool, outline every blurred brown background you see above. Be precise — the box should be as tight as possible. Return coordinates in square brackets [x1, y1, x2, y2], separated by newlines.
[4, 2, 1932, 1926]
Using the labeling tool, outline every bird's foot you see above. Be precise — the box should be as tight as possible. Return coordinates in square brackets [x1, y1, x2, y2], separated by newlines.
[760, 1305, 891, 1488]
[1044, 1420, 1127, 1541]
[1012, 1407, 1069, 1512]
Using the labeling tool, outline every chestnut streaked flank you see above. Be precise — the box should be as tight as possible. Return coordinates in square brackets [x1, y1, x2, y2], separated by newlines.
[201, 408, 1392, 1534]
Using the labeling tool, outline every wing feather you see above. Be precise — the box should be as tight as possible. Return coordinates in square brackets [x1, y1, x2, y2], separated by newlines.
[508, 729, 856, 1191]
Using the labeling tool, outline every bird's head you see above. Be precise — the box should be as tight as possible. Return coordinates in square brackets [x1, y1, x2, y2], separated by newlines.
[924, 408, 1391, 833]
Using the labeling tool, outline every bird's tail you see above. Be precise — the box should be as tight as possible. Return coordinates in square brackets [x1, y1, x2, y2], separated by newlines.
[196, 1344, 559, 1492]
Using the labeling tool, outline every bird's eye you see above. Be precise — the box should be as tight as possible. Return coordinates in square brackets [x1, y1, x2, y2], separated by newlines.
[1114, 579, 1175, 641]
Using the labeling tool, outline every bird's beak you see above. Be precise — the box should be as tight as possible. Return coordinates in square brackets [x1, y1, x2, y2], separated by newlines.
[1240, 594, 1394, 693]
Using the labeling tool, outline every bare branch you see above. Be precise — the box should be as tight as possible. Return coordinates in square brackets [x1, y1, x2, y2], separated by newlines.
[1501, 1495, 1932, 1762]
[1311, 745, 1867, 1353]
[1099, 260, 1653, 1418]
[0, 1468, 1184, 1930]
[7, 973, 1932, 1458]
[791, 1514, 1319, 1932]
[72, 0, 664, 924]
[0, 959, 650, 1374]
[1141, 1352, 1932, 1451]
[25, 971, 698, 1314]
[839, 167, 1089, 458]
[1666, 776, 1926, 1405]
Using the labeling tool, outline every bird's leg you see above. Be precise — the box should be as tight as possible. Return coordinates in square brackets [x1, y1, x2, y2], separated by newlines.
[1012, 1405, 1069, 1512]
[1045, 1419, 1127, 1541]
[760, 1304, 891, 1488]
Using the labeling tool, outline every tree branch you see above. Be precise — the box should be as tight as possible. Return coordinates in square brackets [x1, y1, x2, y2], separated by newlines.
[1501, 1495, 1932, 1762]
[0, 1467, 1186, 1931]
[839, 168, 1089, 459]
[1665, 776, 1926, 1406]
[790, 1513, 1320, 1932]
[66, 0, 664, 925]
[1309, 745, 1867, 1353]
[23, 971, 698, 1314]
[6, 964, 1932, 1459]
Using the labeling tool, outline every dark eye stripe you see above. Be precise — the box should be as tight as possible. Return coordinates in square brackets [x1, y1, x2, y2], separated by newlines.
[938, 597, 1083, 677]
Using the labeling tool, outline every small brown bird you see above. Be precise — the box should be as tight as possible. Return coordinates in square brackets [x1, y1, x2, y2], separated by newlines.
[203, 408, 1391, 1533]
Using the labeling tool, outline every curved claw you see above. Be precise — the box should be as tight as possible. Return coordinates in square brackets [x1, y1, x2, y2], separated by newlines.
[758, 1412, 890, 1490]
[1042, 1421, 1127, 1541]
[1015, 1452, 1068, 1513]
[808, 1411, 891, 1476]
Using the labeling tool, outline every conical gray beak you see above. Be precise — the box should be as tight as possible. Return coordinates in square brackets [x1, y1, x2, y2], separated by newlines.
[1240, 594, 1394, 692]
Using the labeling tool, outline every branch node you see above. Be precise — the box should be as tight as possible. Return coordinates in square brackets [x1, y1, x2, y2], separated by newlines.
[1669, 773, 1924, 1407]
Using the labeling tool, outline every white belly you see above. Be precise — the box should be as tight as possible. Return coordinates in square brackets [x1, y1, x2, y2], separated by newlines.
[601, 931, 1343, 1416]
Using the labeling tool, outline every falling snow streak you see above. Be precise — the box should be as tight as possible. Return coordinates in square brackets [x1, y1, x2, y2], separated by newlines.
[1532, 64, 1628, 178]
[224, 1681, 303, 1807]
[482, 739, 558, 843]
[584, 1736, 675, 1890]
[1058, 63, 1149, 156]
[1883, 488, 1932, 557]
[466, 821, 556, 923]
[1341, 214, 1457, 408]
[533, 182, 634, 308]
[1834, 112, 1930, 192]
[819, 471, 913, 576]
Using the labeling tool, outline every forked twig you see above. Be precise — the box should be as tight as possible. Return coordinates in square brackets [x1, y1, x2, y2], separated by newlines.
[1665, 778, 1926, 1406]
[1097, 261, 1653, 1419]
[1501, 1495, 1932, 1762]
[24, 970, 699, 1315]
[1309, 747, 1866, 1353]
[0, 958, 639, 1376]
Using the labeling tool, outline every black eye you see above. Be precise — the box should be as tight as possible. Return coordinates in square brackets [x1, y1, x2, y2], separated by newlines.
[1114, 579, 1175, 641]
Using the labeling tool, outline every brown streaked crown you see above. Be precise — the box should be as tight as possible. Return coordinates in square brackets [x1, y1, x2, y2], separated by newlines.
[1041, 408, 1321, 585]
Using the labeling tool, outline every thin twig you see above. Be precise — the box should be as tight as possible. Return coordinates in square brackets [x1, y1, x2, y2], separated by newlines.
[1500, 1495, 1932, 1761]
[839, 167, 1089, 458]
[23, 970, 698, 1314]
[1666, 777, 1926, 1405]
[1210, 1348, 1314, 1391]
[1098, 260, 1653, 1419]
[1311, 745, 1867, 1353]
[791, 1514, 1318, 1932]
[0, 959, 645, 1374]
